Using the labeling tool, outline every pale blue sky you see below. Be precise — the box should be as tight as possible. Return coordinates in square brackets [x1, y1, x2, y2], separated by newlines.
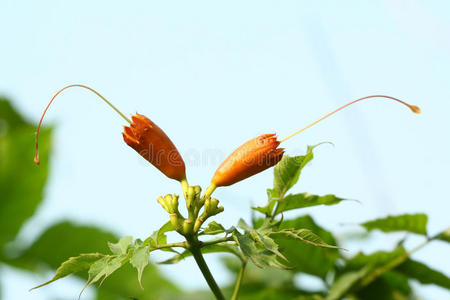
[1, 1, 450, 299]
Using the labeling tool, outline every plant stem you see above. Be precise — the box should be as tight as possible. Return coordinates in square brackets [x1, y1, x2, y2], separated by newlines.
[201, 236, 234, 247]
[152, 241, 186, 250]
[189, 240, 225, 300]
[204, 183, 217, 199]
[181, 178, 189, 199]
[231, 260, 247, 300]
[360, 233, 440, 288]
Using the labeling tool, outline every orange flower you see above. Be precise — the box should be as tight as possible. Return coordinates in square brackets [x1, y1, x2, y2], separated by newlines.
[207, 95, 420, 192]
[211, 134, 284, 187]
[123, 114, 186, 181]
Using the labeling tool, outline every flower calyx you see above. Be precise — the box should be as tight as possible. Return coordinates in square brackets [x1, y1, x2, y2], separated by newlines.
[194, 197, 224, 233]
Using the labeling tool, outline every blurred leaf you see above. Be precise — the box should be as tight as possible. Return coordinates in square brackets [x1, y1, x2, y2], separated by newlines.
[0, 98, 27, 128]
[343, 246, 423, 292]
[270, 145, 321, 199]
[14, 221, 178, 299]
[237, 286, 301, 300]
[345, 247, 407, 271]
[108, 236, 132, 255]
[221, 257, 319, 300]
[437, 227, 450, 243]
[326, 267, 370, 300]
[0, 99, 52, 249]
[13, 221, 116, 270]
[295, 296, 325, 300]
[378, 271, 412, 295]
[96, 289, 122, 300]
[354, 271, 412, 300]
[222, 256, 293, 287]
[94, 262, 179, 300]
[30, 253, 104, 290]
[396, 259, 450, 290]
[361, 214, 428, 235]
[274, 215, 339, 279]
[130, 245, 149, 288]
[274, 193, 345, 215]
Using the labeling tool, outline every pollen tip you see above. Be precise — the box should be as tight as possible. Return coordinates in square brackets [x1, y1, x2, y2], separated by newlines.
[34, 155, 40, 165]
[410, 105, 421, 114]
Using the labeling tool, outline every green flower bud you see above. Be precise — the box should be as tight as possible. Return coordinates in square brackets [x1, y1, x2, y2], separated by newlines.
[170, 213, 185, 234]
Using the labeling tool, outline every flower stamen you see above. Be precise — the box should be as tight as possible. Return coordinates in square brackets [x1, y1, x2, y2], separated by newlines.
[280, 95, 420, 143]
[34, 84, 130, 165]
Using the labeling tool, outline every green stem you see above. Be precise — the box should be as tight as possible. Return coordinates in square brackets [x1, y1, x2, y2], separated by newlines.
[270, 201, 280, 221]
[231, 260, 247, 300]
[181, 178, 189, 199]
[189, 240, 225, 300]
[360, 233, 440, 287]
[204, 183, 217, 199]
[201, 236, 234, 247]
[152, 241, 186, 250]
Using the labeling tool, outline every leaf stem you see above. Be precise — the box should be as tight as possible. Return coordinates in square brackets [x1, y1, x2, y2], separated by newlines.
[188, 238, 225, 300]
[151, 241, 186, 250]
[360, 232, 441, 288]
[201, 236, 234, 247]
[231, 260, 247, 300]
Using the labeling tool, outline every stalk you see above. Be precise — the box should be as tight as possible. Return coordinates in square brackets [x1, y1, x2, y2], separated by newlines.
[187, 238, 225, 300]
[231, 261, 247, 300]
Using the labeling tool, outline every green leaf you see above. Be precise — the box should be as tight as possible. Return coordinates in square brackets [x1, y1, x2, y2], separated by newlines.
[344, 246, 421, 290]
[200, 221, 226, 235]
[0, 99, 52, 248]
[269, 229, 341, 249]
[237, 219, 287, 261]
[108, 236, 133, 255]
[146, 221, 175, 251]
[272, 215, 339, 279]
[270, 144, 325, 199]
[361, 213, 428, 235]
[345, 247, 407, 271]
[92, 262, 180, 300]
[396, 259, 450, 290]
[15, 222, 178, 299]
[0, 98, 27, 128]
[30, 253, 104, 290]
[81, 254, 129, 296]
[355, 271, 412, 300]
[130, 245, 150, 289]
[233, 230, 291, 270]
[326, 267, 370, 300]
[274, 193, 345, 215]
[437, 227, 450, 243]
[85, 256, 110, 286]
[14, 221, 117, 271]
[252, 190, 278, 216]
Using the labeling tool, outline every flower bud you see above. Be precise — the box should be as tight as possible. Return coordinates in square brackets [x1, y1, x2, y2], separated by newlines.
[170, 213, 185, 234]
[211, 134, 284, 186]
[183, 219, 194, 235]
[123, 113, 186, 181]
[186, 185, 202, 209]
[157, 194, 180, 214]
[194, 197, 224, 232]
[203, 197, 224, 217]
